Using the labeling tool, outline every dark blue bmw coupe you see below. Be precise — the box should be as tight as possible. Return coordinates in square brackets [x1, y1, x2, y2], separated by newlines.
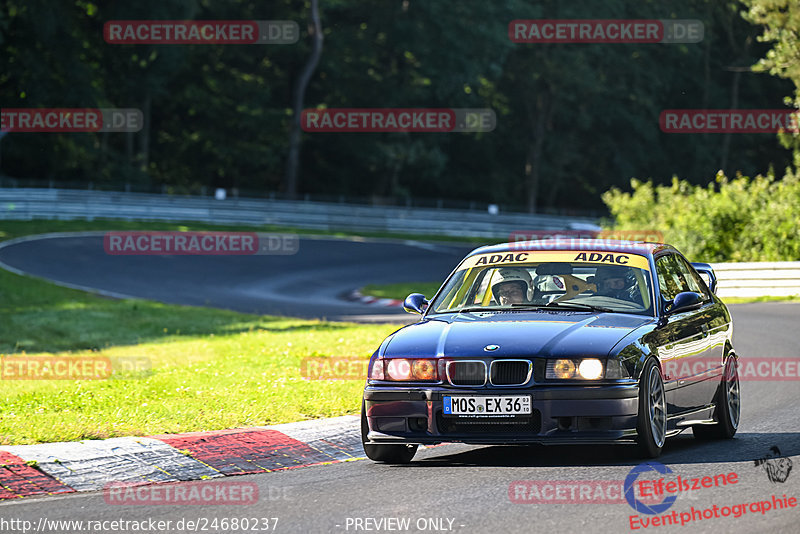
[361, 239, 740, 462]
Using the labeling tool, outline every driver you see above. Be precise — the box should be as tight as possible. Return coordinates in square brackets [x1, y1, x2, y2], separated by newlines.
[491, 268, 533, 305]
[593, 265, 641, 304]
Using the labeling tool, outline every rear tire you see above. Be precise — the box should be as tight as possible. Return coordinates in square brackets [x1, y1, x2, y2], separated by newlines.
[361, 401, 418, 464]
[636, 359, 667, 458]
[693, 355, 739, 440]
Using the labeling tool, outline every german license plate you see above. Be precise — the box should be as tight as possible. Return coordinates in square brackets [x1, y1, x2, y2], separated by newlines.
[443, 395, 531, 416]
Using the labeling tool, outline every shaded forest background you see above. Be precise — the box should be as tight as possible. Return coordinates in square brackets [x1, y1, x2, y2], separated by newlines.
[0, 0, 797, 214]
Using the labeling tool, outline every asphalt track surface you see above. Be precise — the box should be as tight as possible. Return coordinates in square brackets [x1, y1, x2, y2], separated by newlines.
[1, 235, 799, 533]
[0, 234, 475, 322]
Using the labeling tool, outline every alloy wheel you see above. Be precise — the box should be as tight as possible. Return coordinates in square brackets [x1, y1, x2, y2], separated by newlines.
[725, 359, 740, 430]
[648, 366, 666, 448]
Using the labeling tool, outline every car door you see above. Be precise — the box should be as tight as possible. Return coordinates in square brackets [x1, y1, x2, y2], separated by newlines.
[673, 254, 727, 405]
[654, 253, 713, 414]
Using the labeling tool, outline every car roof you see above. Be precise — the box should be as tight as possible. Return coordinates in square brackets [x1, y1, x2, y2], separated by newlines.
[467, 238, 674, 258]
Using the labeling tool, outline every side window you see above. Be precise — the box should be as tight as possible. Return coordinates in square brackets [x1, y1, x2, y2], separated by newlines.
[674, 256, 710, 299]
[655, 255, 690, 301]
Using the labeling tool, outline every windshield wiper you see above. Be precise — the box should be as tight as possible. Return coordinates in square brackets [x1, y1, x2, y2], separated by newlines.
[510, 302, 615, 313]
[454, 303, 615, 313]
[545, 302, 614, 312]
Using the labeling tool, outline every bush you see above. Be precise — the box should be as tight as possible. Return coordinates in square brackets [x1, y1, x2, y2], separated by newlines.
[601, 170, 800, 262]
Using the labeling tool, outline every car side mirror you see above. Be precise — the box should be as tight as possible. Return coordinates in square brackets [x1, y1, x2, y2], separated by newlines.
[691, 262, 717, 293]
[667, 291, 703, 314]
[403, 293, 429, 314]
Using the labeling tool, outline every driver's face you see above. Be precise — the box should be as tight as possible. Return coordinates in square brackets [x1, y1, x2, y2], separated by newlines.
[496, 284, 525, 304]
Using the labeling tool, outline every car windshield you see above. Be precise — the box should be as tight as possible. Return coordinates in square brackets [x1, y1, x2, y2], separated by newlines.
[429, 249, 654, 315]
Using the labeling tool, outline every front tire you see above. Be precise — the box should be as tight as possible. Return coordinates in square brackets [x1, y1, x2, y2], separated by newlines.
[636, 359, 667, 458]
[361, 401, 418, 464]
[693, 355, 739, 440]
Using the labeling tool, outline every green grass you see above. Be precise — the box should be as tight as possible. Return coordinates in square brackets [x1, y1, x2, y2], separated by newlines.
[0, 220, 408, 445]
[0, 309, 398, 444]
[360, 282, 442, 301]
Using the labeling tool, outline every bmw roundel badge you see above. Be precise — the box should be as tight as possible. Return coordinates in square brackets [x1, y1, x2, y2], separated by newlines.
[484, 344, 500, 352]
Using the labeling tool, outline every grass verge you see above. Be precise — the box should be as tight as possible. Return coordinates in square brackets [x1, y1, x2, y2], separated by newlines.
[0, 220, 406, 445]
[360, 282, 442, 301]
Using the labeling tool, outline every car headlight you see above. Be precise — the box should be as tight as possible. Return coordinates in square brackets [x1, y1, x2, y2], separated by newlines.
[546, 358, 604, 380]
[550, 359, 575, 379]
[386, 359, 412, 380]
[412, 359, 437, 380]
[578, 359, 604, 379]
[371, 358, 438, 381]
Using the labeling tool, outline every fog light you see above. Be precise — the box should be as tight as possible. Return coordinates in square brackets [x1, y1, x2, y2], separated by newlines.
[409, 417, 428, 432]
[386, 359, 412, 380]
[578, 359, 603, 380]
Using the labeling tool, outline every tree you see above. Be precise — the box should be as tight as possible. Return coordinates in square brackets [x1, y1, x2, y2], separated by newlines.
[285, 0, 323, 198]
[741, 0, 800, 168]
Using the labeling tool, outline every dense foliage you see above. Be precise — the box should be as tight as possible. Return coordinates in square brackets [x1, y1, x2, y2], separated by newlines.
[1, 0, 796, 212]
[604, 0, 799, 262]
[603, 171, 800, 261]
[741, 0, 800, 167]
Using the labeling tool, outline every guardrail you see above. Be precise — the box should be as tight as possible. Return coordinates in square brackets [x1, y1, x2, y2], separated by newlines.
[0, 188, 598, 238]
[1, 188, 795, 298]
[710, 262, 800, 299]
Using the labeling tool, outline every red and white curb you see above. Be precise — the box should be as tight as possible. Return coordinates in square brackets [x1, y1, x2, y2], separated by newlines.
[0, 416, 365, 500]
[347, 289, 403, 307]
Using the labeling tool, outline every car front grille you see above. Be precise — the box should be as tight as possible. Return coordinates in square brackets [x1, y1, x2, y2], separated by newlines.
[490, 360, 532, 386]
[436, 410, 542, 435]
[445, 359, 533, 387]
[446, 360, 487, 386]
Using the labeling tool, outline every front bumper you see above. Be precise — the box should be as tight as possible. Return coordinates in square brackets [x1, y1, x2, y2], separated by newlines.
[364, 384, 639, 445]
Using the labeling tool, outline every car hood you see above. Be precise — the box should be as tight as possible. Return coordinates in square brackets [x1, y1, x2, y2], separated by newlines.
[383, 311, 653, 359]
